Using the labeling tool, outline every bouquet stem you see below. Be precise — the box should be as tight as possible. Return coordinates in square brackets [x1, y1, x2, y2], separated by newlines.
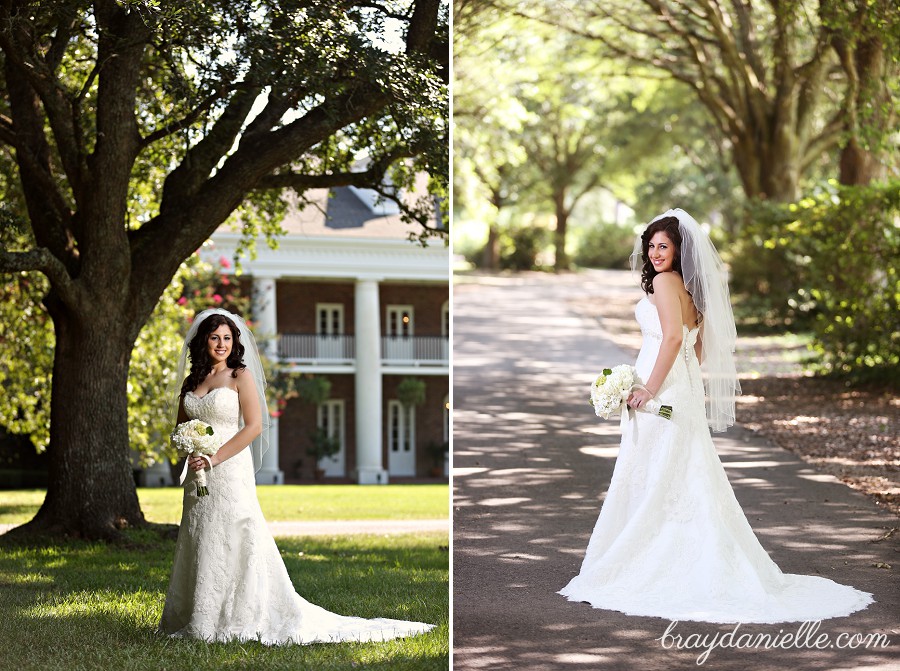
[644, 398, 674, 420]
[194, 467, 209, 497]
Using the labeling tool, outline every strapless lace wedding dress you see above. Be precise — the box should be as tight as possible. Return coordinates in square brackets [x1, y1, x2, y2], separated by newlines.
[559, 297, 873, 623]
[159, 387, 434, 643]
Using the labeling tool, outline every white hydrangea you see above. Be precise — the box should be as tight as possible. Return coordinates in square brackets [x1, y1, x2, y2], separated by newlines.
[589, 365, 636, 419]
[171, 419, 224, 497]
[589, 364, 674, 422]
[171, 419, 221, 457]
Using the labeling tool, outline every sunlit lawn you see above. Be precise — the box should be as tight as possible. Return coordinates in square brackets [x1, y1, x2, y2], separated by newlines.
[0, 484, 449, 526]
[0, 530, 448, 670]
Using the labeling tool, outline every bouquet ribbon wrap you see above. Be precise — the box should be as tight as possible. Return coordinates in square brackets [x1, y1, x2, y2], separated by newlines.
[178, 454, 214, 487]
[620, 386, 666, 446]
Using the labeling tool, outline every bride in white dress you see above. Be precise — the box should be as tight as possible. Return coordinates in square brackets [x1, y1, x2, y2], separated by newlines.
[159, 309, 433, 644]
[559, 209, 873, 624]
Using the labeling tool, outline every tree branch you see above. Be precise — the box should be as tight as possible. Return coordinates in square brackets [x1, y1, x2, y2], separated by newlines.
[0, 248, 80, 309]
[159, 85, 263, 210]
[695, 0, 767, 127]
[0, 115, 17, 147]
[0, 13, 86, 198]
[801, 113, 844, 168]
[239, 87, 305, 144]
[46, 14, 77, 73]
[0, 28, 74, 263]
[569, 171, 602, 209]
[369, 182, 442, 234]
[134, 2, 443, 291]
[729, 0, 767, 85]
[350, 1, 412, 22]
[139, 90, 223, 147]
[254, 149, 413, 192]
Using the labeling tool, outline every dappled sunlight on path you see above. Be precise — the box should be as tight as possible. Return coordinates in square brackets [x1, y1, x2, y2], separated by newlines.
[453, 271, 898, 671]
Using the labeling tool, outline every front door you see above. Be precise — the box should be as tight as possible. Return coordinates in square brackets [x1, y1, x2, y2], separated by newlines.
[387, 400, 415, 476]
[317, 400, 345, 477]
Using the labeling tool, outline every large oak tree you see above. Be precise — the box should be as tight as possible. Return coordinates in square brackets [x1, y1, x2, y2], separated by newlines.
[510, 0, 895, 202]
[536, 0, 842, 203]
[0, 0, 447, 540]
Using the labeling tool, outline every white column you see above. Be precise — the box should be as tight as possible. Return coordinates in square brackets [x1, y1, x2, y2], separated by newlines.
[258, 418, 284, 485]
[252, 277, 279, 359]
[354, 278, 388, 484]
[252, 276, 284, 485]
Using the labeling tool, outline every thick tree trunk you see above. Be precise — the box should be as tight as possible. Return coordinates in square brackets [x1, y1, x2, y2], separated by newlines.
[839, 139, 884, 185]
[734, 134, 800, 203]
[826, 1, 894, 186]
[11, 308, 145, 540]
[481, 191, 506, 271]
[836, 41, 890, 186]
[483, 222, 499, 270]
[554, 193, 569, 272]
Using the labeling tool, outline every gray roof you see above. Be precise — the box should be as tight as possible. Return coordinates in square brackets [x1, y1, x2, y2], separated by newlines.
[279, 188, 422, 240]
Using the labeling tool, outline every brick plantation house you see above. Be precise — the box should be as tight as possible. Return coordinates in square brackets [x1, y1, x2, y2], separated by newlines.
[239, 187, 448, 485]
[143, 186, 449, 486]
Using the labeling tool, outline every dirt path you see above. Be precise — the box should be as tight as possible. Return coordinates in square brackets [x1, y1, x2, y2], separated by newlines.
[452, 270, 898, 671]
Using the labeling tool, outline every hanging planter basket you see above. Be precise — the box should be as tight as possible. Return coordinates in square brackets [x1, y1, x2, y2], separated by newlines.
[397, 377, 426, 408]
[296, 376, 332, 406]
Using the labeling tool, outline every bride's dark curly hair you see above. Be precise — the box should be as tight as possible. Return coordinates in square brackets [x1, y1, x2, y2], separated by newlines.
[640, 216, 683, 295]
[180, 314, 246, 398]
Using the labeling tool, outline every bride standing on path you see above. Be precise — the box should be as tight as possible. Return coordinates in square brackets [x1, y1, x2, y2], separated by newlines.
[159, 308, 433, 644]
[559, 210, 873, 623]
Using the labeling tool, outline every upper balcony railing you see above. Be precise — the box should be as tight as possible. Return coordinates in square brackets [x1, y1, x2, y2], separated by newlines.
[279, 334, 355, 365]
[278, 334, 448, 366]
[381, 335, 448, 365]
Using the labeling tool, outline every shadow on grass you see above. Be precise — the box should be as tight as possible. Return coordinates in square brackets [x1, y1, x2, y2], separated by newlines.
[3, 606, 448, 671]
[0, 502, 43, 522]
[0, 531, 448, 671]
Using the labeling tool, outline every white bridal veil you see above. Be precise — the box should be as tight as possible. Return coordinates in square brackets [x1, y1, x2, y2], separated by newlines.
[631, 208, 741, 432]
[169, 308, 271, 471]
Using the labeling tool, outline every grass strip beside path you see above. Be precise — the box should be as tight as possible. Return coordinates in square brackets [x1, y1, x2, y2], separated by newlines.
[0, 530, 448, 671]
[0, 484, 450, 526]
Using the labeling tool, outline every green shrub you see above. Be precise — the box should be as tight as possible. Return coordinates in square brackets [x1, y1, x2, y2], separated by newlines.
[723, 204, 813, 331]
[758, 180, 900, 383]
[498, 222, 550, 271]
[573, 222, 635, 269]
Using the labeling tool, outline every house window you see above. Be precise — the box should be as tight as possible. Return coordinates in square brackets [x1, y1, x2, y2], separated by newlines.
[441, 301, 449, 337]
[386, 305, 414, 337]
[317, 304, 344, 335]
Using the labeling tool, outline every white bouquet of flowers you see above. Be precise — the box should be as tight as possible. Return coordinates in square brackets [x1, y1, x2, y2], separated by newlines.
[590, 365, 673, 420]
[172, 419, 223, 497]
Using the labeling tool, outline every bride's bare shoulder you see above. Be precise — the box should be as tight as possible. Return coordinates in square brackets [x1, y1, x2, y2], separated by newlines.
[651, 271, 686, 294]
[233, 366, 257, 391]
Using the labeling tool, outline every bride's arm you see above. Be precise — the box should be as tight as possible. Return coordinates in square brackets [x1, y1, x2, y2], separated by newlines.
[208, 369, 263, 468]
[638, 273, 684, 398]
[176, 396, 189, 425]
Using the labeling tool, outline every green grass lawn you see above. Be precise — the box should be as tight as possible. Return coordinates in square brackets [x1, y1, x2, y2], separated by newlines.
[0, 484, 449, 526]
[0, 530, 448, 670]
